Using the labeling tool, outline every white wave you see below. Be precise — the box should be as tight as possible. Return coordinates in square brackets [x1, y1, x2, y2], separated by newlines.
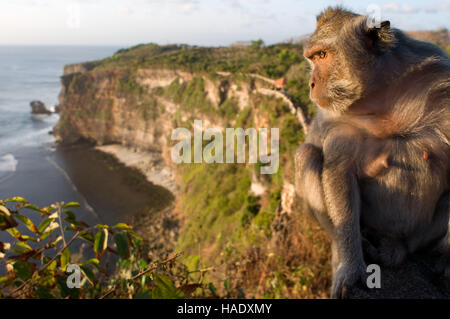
[0, 125, 55, 149]
[0, 154, 18, 172]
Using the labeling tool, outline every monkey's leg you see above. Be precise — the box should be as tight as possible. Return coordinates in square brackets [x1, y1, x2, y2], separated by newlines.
[408, 192, 449, 276]
[295, 143, 341, 279]
[407, 192, 449, 252]
[322, 131, 366, 299]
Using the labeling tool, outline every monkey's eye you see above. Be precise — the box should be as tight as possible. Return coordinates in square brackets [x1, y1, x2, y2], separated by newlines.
[318, 50, 327, 59]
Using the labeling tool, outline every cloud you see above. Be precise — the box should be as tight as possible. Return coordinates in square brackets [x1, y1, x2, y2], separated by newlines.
[382, 2, 419, 14]
[381, 1, 450, 15]
[424, 0, 450, 13]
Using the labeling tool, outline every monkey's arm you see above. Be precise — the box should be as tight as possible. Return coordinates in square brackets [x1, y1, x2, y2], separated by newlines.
[322, 126, 367, 298]
[295, 115, 335, 234]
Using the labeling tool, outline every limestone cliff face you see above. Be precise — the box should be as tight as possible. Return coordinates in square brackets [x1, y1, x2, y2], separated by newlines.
[57, 66, 181, 151]
[54, 63, 297, 212]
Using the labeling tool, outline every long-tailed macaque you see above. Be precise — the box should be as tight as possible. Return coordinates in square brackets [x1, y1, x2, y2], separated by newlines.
[294, 7, 449, 298]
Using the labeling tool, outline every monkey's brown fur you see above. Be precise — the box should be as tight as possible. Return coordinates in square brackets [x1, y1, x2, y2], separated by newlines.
[295, 7, 449, 298]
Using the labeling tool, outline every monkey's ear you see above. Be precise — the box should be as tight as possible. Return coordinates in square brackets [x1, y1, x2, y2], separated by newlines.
[365, 20, 393, 54]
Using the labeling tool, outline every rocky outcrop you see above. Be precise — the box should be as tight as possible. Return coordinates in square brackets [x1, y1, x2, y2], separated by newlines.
[347, 256, 450, 299]
[30, 100, 51, 115]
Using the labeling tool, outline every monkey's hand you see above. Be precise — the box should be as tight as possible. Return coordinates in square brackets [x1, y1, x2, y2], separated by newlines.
[331, 261, 367, 299]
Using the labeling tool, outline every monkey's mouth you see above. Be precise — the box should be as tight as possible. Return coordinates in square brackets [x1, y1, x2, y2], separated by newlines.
[311, 95, 332, 108]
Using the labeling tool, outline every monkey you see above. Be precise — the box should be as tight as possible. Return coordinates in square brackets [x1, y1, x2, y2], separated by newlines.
[294, 7, 450, 298]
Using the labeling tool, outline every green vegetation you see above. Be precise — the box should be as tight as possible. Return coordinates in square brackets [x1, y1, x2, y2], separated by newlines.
[165, 77, 214, 115]
[218, 97, 240, 121]
[0, 197, 216, 299]
[91, 42, 303, 79]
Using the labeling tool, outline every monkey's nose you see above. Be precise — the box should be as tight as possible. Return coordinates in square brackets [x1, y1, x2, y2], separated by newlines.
[310, 82, 315, 89]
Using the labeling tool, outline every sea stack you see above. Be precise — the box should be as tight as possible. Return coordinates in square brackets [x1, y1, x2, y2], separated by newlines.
[30, 100, 52, 115]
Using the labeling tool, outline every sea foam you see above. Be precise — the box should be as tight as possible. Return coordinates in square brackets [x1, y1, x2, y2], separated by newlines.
[0, 153, 18, 172]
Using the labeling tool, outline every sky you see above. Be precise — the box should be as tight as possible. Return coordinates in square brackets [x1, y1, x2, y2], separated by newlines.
[0, 0, 449, 46]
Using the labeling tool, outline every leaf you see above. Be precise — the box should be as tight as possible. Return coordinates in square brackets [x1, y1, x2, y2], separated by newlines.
[7, 228, 21, 240]
[208, 282, 217, 297]
[23, 204, 45, 213]
[19, 235, 37, 242]
[15, 214, 38, 233]
[47, 260, 58, 272]
[60, 248, 71, 271]
[63, 210, 88, 229]
[94, 228, 108, 259]
[0, 276, 11, 284]
[80, 265, 95, 286]
[127, 230, 143, 242]
[94, 224, 109, 229]
[84, 258, 101, 271]
[64, 202, 80, 208]
[80, 231, 95, 244]
[85, 258, 100, 265]
[56, 276, 80, 299]
[37, 218, 54, 233]
[64, 210, 77, 220]
[12, 247, 26, 255]
[0, 215, 18, 231]
[6, 197, 28, 204]
[39, 230, 52, 241]
[0, 207, 18, 231]
[0, 205, 11, 216]
[113, 223, 132, 230]
[151, 275, 184, 299]
[13, 261, 34, 281]
[51, 236, 63, 247]
[16, 241, 32, 251]
[114, 232, 130, 259]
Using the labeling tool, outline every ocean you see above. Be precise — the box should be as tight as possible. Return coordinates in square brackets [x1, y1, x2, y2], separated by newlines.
[0, 46, 154, 240]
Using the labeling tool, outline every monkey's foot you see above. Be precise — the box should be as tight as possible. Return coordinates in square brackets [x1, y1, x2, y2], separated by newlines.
[331, 263, 367, 299]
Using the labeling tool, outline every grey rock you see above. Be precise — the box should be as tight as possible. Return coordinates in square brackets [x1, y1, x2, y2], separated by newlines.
[30, 100, 51, 115]
[347, 255, 450, 299]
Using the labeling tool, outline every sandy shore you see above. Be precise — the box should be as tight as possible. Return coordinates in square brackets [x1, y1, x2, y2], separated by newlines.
[95, 144, 178, 195]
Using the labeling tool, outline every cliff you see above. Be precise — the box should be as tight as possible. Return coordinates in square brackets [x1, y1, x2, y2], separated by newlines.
[54, 43, 449, 298]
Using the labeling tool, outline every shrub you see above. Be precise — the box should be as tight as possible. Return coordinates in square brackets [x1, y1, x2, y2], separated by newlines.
[0, 197, 213, 299]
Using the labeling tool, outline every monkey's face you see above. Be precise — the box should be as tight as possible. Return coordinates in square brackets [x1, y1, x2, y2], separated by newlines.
[304, 9, 393, 113]
[304, 46, 335, 109]
[304, 36, 364, 113]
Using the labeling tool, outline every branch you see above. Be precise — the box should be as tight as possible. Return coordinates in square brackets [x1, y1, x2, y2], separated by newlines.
[57, 203, 67, 247]
[99, 252, 182, 299]
[8, 231, 80, 298]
